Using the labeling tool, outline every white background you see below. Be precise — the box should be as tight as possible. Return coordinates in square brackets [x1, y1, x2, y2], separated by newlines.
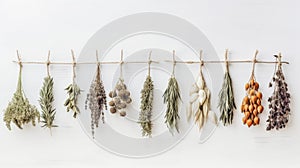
[0, 0, 299, 168]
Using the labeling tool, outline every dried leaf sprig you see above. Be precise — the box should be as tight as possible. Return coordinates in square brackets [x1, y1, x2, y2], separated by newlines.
[266, 54, 290, 131]
[64, 51, 81, 118]
[218, 50, 236, 126]
[188, 51, 217, 130]
[39, 53, 57, 132]
[39, 76, 57, 130]
[85, 61, 107, 138]
[163, 51, 181, 134]
[4, 56, 40, 130]
[138, 52, 154, 137]
[64, 83, 81, 118]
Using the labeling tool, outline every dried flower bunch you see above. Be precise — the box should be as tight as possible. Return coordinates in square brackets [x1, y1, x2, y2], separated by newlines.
[218, 51, 236, 126]
[138, 75, 154, 137]
[188, 52, 217, 130]
[39, 75, 57, 130]
[85, 63, 107, 138]
[138, 53, 154, 137]
[109, 78, 132, 117]
[241, 51, 264, 127]
[64, 51, 81, 118]
[266, 54, 290, 131]
[4, 61, 40, 130]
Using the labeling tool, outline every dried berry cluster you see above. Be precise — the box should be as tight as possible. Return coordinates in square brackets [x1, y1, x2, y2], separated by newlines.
[266, 57, 290, 131]
[108, 78, 132, 117]
[241, 78, 264, 127]
[85, 65, 107, 138]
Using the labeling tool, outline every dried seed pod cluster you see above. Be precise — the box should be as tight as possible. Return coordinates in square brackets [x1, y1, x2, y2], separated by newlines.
[241, 78, 264, 127]
[266, 55, 290, 131]
[108, 78, 132, 117]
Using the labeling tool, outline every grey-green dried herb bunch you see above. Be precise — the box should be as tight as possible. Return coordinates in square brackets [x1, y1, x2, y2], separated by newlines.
[138, 75, 154, 137]
[108, 78, 132, 117]
[4, 66, 40, 130]
[39, 76, 57, 130]
[85, 64, 107, 138]
[266, 54, 290, 131]
[64, 83, 81, 118]
[218, 69, 236, 126]
[163, 76, 181, 134]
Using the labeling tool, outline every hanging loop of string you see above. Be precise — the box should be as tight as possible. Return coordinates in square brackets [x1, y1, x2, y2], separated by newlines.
[120, 49, 124, 80]
[46, 51, 51, 77]
[148, 51, 152, 76]
[172, 50, 176, 76]
[225, 49, 229, 72]
[96, 50, 101, 77]
[250, 50, 259, 80]
[71, 50, 76, 84]
[199, 50, 204, 73]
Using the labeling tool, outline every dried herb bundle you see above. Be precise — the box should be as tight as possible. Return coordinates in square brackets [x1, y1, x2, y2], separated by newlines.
[266, 54, 290, 131]
[39, 76, 57, 130]
[4, 66, 40, 130]
[189, 70, 217, 130]
[163, 76, 181, 134]
[218, 66, 236, 126]
[85, 64, 107, 138]
[64, 83, 81, 118]
[138, 75, 154, 137]
[109, 78, 132, 117]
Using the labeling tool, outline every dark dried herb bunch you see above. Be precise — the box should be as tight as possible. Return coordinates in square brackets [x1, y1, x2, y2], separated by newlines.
[4, 66, 40, 130]
[163, 76, 181, 134]
[39, 76, 57, 130]
[266, 54, 290, 131]
[85, 64, 107, 138]
[138, 75, 154, 137]
[108, 78, 132, 117]
[218, 69, 236, 126]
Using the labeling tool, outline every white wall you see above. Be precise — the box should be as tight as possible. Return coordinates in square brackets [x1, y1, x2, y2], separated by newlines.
[0, 0, 299, 168]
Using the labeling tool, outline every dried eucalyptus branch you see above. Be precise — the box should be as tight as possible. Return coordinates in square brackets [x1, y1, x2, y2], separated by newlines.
[138, 75, 154, 137]
[4, 66, 40, 130]
[163, 76, 181, 134]
[39, 76, 57, 131]
[266, 54, 290, 131]
[218, 70, 236, 126]
[64, 83, 81, 118]
[85, 64, 107, 138]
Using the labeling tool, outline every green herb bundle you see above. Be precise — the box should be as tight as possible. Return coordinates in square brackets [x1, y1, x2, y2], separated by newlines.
[39, 76, 57, 131]
[64, 83, 81, 118]
[138, 75, 154, 137]
[4, 66, 40, 130]
[163, 76, 181, 134]
[85, 64, 107, 138]
[218, 63, 236, 126]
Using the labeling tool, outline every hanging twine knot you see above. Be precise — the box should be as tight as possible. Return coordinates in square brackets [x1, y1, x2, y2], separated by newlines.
[172, 50, 176, 76]
[16, 50, 23, 68]
[148, 51, 152, 76]
[225, 49, 229, 72]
